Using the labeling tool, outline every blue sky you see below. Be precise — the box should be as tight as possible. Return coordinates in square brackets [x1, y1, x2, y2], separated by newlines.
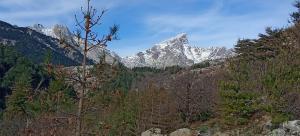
[0, 0, 295, 56]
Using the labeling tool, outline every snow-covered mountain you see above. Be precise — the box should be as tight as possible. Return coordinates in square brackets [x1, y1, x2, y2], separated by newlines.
[29, 24, 233, 68]
[30, 24, 120, 64]
[122, 33, 234, 68]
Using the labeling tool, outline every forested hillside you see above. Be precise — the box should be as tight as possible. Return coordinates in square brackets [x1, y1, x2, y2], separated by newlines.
[0, 21, 93, 66]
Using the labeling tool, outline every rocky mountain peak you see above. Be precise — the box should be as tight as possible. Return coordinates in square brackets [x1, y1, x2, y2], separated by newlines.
[31, 24, 45, 31]
[160, 33, 188, 45]
[122, 33, 234, 68]
[30, 24, 72, 40]
[52, 24, 72, 38]
[27, 23, 234, 68]
[29, 23, 120, 64]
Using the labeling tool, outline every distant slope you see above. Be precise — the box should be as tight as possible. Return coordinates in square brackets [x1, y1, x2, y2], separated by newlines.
[0, 20, 93, 66]
[0, 20, 233, 68]
[122, 33, 234, 68]
[30, 24, 121, 64]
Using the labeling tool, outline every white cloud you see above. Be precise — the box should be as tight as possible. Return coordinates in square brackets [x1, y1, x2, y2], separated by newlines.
[0, 0, 126, 26]
[0, 0, 295, 56]
[144, 0, 293, 48]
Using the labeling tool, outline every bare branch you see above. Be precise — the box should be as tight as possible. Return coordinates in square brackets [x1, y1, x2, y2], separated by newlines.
[75, 15, 86, 31]
[90, 9, 107, 29]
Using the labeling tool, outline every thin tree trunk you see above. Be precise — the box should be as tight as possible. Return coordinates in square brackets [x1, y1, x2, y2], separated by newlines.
[75, 38, 88, 136]
[26, 118, 31, 136]
[73, 0, 118, 134]
[186, 83, 191, 124]
[75, 5, 90, 135]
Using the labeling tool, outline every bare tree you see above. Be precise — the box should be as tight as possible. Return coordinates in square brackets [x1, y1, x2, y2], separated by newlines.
[73, 0, 118, 135]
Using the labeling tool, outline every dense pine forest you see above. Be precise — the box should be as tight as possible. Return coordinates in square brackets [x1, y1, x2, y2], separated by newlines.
[0, 0, 299, 136]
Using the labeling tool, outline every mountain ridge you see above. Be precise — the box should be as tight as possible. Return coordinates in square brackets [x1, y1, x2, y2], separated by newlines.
[122, 33, 234, 68]
[29, 23, 121, 64]
[0, 20, 92, 66]
[1, 20, 234, 68]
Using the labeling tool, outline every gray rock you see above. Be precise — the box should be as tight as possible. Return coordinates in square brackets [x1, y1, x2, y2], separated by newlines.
[283, 120, 300, 132]
[270, 129, 286, 136]
[169, 128, 192, 136]
[269, 120, 300, 136]
[141, 128, 165, 136]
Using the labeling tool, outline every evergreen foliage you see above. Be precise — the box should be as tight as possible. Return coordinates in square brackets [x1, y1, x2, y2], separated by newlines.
[4, 73, 35, 119]
[191, 61, 210, 69]
[290, 1, 300, 23]
[219, 16, 300, 126]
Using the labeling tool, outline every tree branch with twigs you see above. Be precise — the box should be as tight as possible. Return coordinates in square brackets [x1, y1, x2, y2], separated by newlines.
[61, 0, 120, 135]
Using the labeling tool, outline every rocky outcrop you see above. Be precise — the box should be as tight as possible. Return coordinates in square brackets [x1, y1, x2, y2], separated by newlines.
[269, 120, 300, 136]
[141, 128, 195, 136]
[140, 120, 300, 136]
[141, 128, 165, 136]
[169, 128, 193, 136]
[197, 119, 300, 136]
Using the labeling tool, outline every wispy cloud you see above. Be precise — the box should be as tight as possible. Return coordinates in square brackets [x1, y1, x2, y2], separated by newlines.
[144, 0, 293, 48]
[0, 0, 77, 26]
[0, 0, 294, 56]
[0, 0, 128, 26]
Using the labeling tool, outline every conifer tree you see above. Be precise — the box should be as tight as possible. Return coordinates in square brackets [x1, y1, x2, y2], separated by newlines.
[4, 72, 36, 133]
[71, 0, 119, 135]
[291, 0, 300, 24]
